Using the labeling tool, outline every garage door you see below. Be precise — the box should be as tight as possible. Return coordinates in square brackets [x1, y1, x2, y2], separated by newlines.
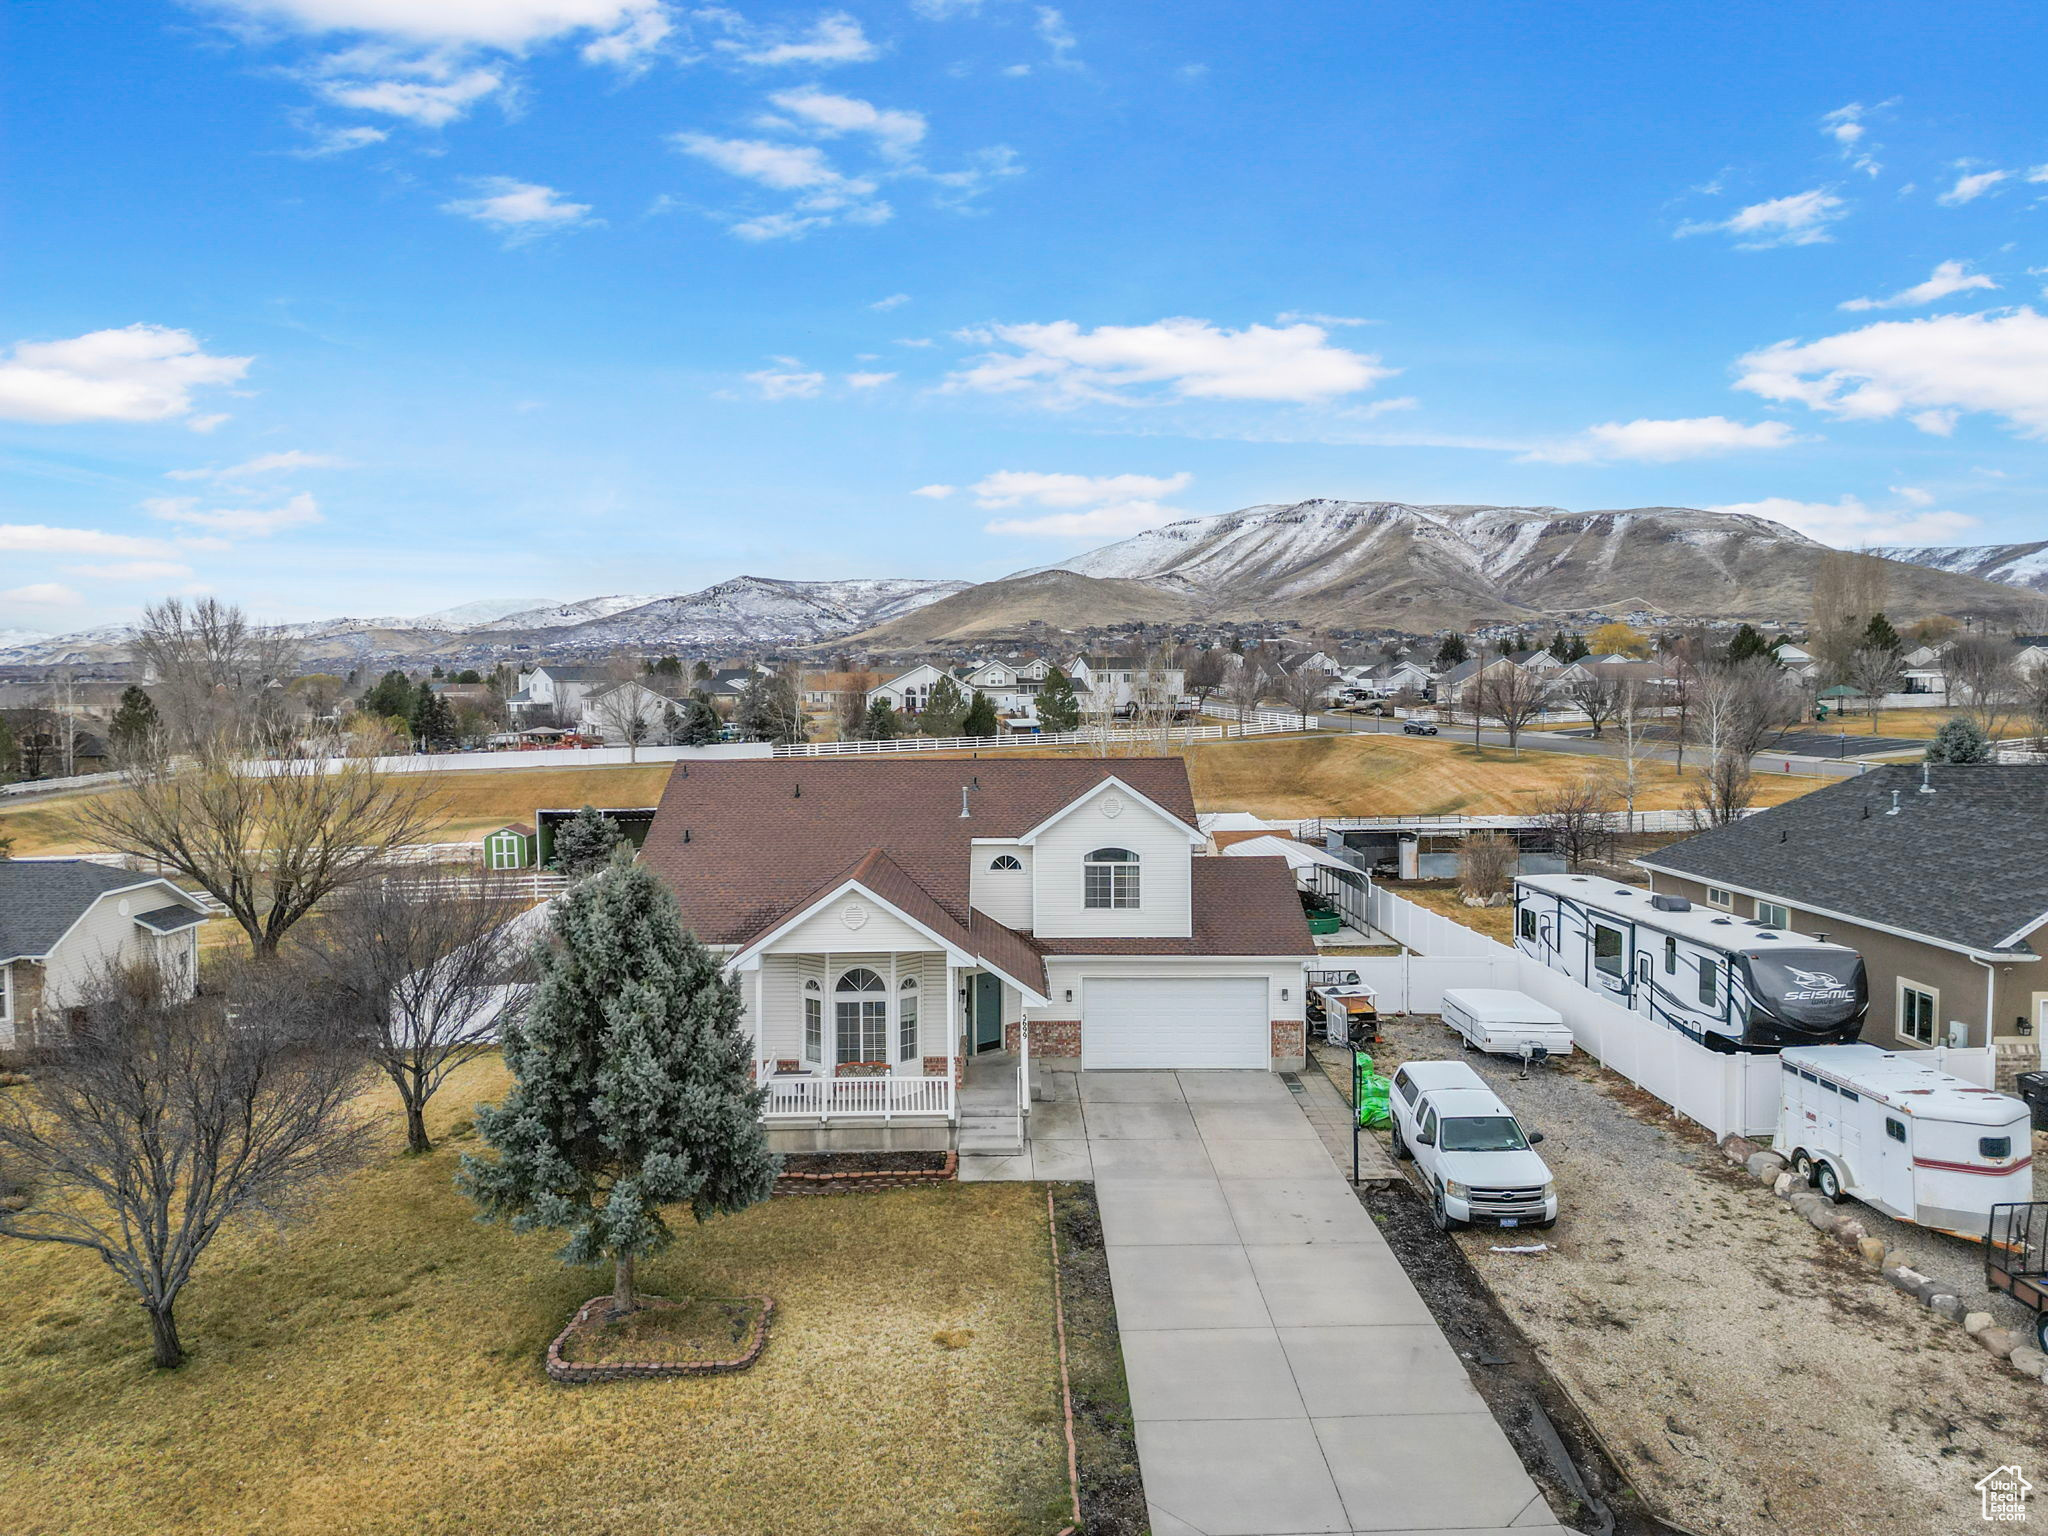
[1081, 977, 1269, 1070]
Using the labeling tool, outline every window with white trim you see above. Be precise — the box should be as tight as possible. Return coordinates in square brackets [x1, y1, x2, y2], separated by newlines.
[803, 979, 823, 1064]
[1706, 887, 1732, 908]
[1083, 847, 1140, 909]
[835, 968, 888, 1063]
[1898, 980, 1937, 1046]
[989, 854, 1023, 871]
[898, 977, 920, 1062]
[1754, 901, 1789, 929]
[0, 963, 12, 1026]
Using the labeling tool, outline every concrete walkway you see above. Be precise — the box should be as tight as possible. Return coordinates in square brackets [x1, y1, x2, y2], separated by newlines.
[1080, 1069, 1570, 1536]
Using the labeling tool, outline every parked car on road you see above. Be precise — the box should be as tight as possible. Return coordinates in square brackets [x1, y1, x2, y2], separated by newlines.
[1402, 719, 1439, 736]
[1387, 1060, 1557, 1232]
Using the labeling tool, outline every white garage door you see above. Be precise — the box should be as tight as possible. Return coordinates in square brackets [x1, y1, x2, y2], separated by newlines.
[1081, 977, 1269, 1070]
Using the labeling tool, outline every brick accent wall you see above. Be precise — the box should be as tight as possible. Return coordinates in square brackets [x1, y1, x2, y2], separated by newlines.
[1270, 1019, 1304, 1063]
[1008, 1018, 1081, 1057]
[921, 1054, 966, 1084]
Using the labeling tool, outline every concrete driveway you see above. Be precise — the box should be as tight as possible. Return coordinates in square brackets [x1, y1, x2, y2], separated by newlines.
[1079, 1069, 1570, 1536]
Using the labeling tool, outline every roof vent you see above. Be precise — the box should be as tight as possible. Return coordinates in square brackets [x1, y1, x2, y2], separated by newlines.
[682, 829, 691, 843]
[1711, 917, 1732, 925]
[1886, 790, 1901, 816]
[1650, 894, 1691, 912]
[1919, 761, 1936, 795]
[793, 782, 801, 798]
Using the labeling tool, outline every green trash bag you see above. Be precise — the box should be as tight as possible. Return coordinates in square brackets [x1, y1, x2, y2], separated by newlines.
[1352, 1051, 1392, 1129]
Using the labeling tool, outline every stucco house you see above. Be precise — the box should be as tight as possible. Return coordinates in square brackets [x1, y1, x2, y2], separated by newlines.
[1636, 764, 2048, 1084]
[638, 757, 1312, 1148]
[0, 860, 210, 1049]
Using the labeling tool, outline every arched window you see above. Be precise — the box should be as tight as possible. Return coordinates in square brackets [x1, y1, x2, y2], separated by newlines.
[835, 968, 887, 1063]
[1084, 847, 1140, 910]
[989, 854, 1024, 871]
[803, 979, 823, 1063]
[899, 976, 920, 1062]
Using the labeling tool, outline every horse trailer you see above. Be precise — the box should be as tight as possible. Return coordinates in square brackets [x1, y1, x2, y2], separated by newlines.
[1777, 1044, 2032, 1238]
[1514, 874, 1868, 1052]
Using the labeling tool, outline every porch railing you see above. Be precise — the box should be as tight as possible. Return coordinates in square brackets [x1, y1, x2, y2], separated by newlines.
[756, 1071, 956, 1121]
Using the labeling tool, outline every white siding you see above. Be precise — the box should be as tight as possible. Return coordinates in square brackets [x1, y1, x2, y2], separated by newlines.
[763, 895, 943, 957]
[42, 886, 204, 1011]
[969, 844, 1035, 930]
[1029, 789, 1194, 940]
[753, 952, 945, 1064]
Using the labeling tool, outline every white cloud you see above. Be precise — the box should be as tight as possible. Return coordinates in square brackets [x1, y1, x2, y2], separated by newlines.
[167, 449, 348, 482]
[1889, 484, 1934, 505]
[144, 491, 324, 537]
[744, 366, 827, 399]
[1276, 310, 1372, 327]
[0, 583, 83, 607]
[715, 11, 878, 66]
[1820, 101, 1885, 175]
[895, 336, 933, 347]
[1735, 307, 2048, 438]
[0, 325, 251, 426]
[910, 0, 979, 14]
[672, 131, 888, 237]
[765, 87, 924, 157]
[870, 293, 910, 311]
[315, 64, 507, 125]
[0, 525, 176, 558]
[442, 177, 595, 238]
[1938, 168, 2009, 206]
[947, 316, 1394, 406]
[1840, 260, 1997, 312]
[971, 469, 1193, 539]
[1034, 7, 1078, 66]
[845, 371, 896, 388]
[1712, 495, 1977, 547]
[296, 123, 390, 155]
[204, 0, 672, 51]
[62, 560, 197, 582]
[1677, 188, 1846, 248]
[1521, 416, 1805, 465]
[912, 483, 955, 498]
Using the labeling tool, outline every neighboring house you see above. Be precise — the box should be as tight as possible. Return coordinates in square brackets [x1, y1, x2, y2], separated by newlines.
[638, 757, 1313, 1146]
[1899, 644, 1949, 698]
[1636, 764, 2048, 1081]
[0, 861, 210, 1049]
[1350, 658, 1433, 698]
[705, 666, 765, 700]
[508, 666, 617, 722]
[2012, 636, 2048, 680]
[577, 679, 673, 744]
[1436, 654, 1532, 709]
[1067, 655, 1186, 710]
[867, 662, 952, 716]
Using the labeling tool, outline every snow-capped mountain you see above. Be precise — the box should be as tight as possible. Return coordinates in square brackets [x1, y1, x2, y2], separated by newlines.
[473, 594, 669, 631]
[1867, 540, 2048, 595]
[553, 577, 970, 650]
[410, 596, 564, 628]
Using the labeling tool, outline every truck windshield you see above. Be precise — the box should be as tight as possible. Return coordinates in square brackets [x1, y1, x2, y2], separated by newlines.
[1439, 1115, 1530, 1152]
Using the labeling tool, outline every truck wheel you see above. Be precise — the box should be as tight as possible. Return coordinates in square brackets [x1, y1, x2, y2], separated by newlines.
[1790, 1150, 1813, 1182]
[1391, 1121, 1413, 1161]
[1814, 1161, 1846, 1204]
[1431, 1184, 1467, 1233]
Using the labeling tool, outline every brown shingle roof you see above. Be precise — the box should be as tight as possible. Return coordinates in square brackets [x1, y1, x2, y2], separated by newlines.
[643, 756, 1197, 948]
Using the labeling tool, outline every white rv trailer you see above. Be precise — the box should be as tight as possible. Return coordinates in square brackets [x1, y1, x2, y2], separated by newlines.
[1513, 874, 1868, 1052]
[1776, 1044, 2031, 1238]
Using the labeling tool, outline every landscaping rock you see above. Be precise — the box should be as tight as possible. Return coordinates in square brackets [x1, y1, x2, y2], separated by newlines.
[1858, 1237, 1889, 1269]
[2007, 1346, 2048, 1381]
[1928, 1294, 1967, 1322]
[1979, 1327, 2020, 1359]
[1803, 1201, 1840, 1232]
[1831, 1217, 1867, 1244]
[1964, 1311, 1995, 1336]
[1885, 1265, 1933, 1297]
[1773, 1172, 1797, 1197]
[1746, 1150, 1786, 1181]
[1722, 1136, 1759, 1165]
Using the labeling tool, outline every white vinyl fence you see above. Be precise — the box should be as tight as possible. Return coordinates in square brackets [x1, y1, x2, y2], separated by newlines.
[774, 716, 1307, 757]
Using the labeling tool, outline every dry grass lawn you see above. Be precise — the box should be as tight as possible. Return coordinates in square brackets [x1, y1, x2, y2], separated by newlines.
[0, 763, 677, 858]
[1171, 733, 1821, 820]
[0, 1055, 1070, 1536]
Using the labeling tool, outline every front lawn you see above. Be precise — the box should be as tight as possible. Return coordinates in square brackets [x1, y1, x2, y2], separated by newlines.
[0, 1056, 1071, 1536]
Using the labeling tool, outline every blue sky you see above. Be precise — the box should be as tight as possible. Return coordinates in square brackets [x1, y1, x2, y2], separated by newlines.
[5, 0, 2048, 631]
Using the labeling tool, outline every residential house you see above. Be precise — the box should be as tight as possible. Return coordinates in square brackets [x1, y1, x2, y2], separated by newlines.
[706, 666, 767, 700]
[1435, 653, 1533, 710]
[0, 861, 210, 1049]
[2013, 636, 2048, 680]
[1348, 658, 1434, 699]
[1067, 654, 1187, 711]
[638, 757, 1313, 1148]
[578, 679, 675, 744]
[867, 662, 951, 716]
[1899, 644, 1949, 699]
[507, 666, 617, 723]
[1636, 764, 2048, 1082]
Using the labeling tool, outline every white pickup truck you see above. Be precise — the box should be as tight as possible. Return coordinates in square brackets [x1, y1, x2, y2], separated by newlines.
[1387, 1060, 1557, 1232]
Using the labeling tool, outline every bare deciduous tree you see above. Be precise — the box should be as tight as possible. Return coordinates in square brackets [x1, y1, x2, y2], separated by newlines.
[587, 681, 662, 762]
[1457, 832, 1518, 904]
[1844, 644, 1905, 728]
[1532, 775, 1617, 871]
[1185, 646, 1229, 714]
[1685, 749, 1756, 828]
[1278, 662, 1337, 730]
[1563, 672, 1624, 737]
[1687, 657, 1808, 763]
[1469, 662, 1550, 754]
[132, 597, 300, 750]
[1217, 653, 1271, 739]
[1942, 635, 2023, 739]
[0, 961, 373, 1368]
[1808, 549, 1891, 683]
[85, 736, 444, 956]
[293, 872, 538, 1154]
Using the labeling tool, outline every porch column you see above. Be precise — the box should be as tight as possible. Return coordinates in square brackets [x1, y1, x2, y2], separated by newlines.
[945, 962, 957, 1099]
[1017, 1002, 1031, 1123]
[751, 963, 767, 1082]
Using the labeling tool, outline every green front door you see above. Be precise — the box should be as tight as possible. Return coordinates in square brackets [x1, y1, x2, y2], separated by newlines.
[973, 973, 1005, 1054]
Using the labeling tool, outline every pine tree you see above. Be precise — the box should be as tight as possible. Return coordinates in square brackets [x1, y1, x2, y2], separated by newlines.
[1037, 667, 1081, 733]
[553, 805, 624, 873]
[661, 701, 684, 745]
[679, 697, 722, 746]
[962, 689, 1000, 737]
[920, 675, 968, 736]
[1433, 634, 1470, 669]
[361, 669, 414, 721]
[458, 860, 778, 1318]
[408, 687, 454, 749]
[1926, 715, 1991, 763]
[1726, 623, 1774, 665]
[1861, 613, 1902, 655]
[109, 685, 160, 751]
[1547, 631, 1571, 663]
[1565, 632, 1590, 661]
[863, 696, 901, 740]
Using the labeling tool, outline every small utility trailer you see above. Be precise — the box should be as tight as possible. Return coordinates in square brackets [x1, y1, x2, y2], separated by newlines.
[1987, 1203, 2048, 1353]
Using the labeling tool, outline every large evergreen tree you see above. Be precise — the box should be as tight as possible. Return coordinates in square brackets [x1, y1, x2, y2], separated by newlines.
[361, 669, 414, 722]
[920, 675, 968, 736]
[459, 860, 778, 1318]
[962, 689, 1000, 738]
[1726, 623, 1774, 665]
[1433, 634, 1470, 669]
[1037, 667, 1081, 733]
[408, 686, 456, 749]
[109, 685, 160, 751]
[553, 805, 624, 873]
[1926, 715, 1992, 763]
[678, 696, 722, 746]
[863, 696, 901, 740]
[1861, 613, 1902, 655]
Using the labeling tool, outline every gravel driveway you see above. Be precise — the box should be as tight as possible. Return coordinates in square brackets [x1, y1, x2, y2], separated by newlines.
[1345, 1017, 2048, 1536]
